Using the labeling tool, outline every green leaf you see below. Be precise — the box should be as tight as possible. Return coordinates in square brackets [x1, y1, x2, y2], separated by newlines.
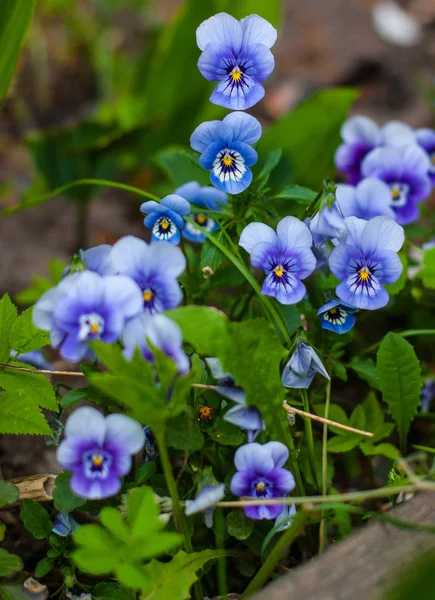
[0, 392, 51, 435]
[74, 525, 120, 574]
[360, 441, 399, 460]
[136, 462, 156, 484]
[155, 146, 209, 187]
[93, 582, 136, 600]
[167, 306, 228, 356]
[61, 387, 88, 408]
[260, 88, 358, 188]
[0, 294, 18, 363]
[313, 403, 350, 436]
[34, 557, 54, 578]
[208, 418, 245, 446]
[0, 0, 35, 103]
[273, 184, 317, 204]
[417, 247, 435, 289]
[141, 550, 222, 599]
[361, 392, 394, 442]
[52, 471, 86, 513]
[100, 507, 129, 542]
[0, 364, 58, 411]
[327, 435, 360, 453]
[377, 333, 421, 449]
[9, 308, 49, 354]
[0, 548, 22, 577]
[256, 148, 283, 189]
[226, 509, 254, 540]
[0, 480, 19, 507]
[348, 356, 379, 389]
[201, 231, 225, 273]
[20, 500, 53, 539]
[166, 412, 204, 451]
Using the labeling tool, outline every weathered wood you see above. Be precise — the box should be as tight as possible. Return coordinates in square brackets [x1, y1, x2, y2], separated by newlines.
[251, 491, 435, 600]
[7, 473, 56, 506]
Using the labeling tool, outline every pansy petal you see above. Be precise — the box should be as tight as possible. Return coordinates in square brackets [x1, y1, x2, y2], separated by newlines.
[321, 312, 356, 334]
[243, 43, 275, 81]
[198, 42, 232, 81]
[341, 115, 381, 145]
[210, 79, 265, 111]
[375, 249, 403, 284]
[222, 112, 262, 145]
[64, 406, 107, 445]
[289, 246, 317, 279]
[240, 14, 277, 48]
[268, 467, 295, 494]
[400, 144, 431, 174]
[262, 272, 306, 305]
[234, 443, 274, 474]
[140, 200, 160, 214]
[190, 120, 232, 153]
[105, 414, 145, 455]
[276, 216, 313, 249]
[230, 470, 253, 497]
[354, 178, 395, 219]
[224, 405, 262, 431]
[60, 334, 88, 363]
[343, 216, 367, 248]
[102, 276, 143, 319]
[231, 141, 258, 167]
[148, 242, 186, 277]
[239, 222, 277, 253]
[361, 147, 401, 177]
[329, 244, 352, 280]
[161, 194, 191, 216]
[174, 181, 201, 201]
[83, 245, 116, 275]
[198, 186, 228, 210]
[317, 299, 341, 316]
[71, 469, 121, 500]
[381, 121, 416, 147]
[210, 167, 252, 195]
[110, 236, 150, 278]
[263, 441, 289, 468]
[196, 13, 243, 53]
[200, 141, 225, 170]
[361, 216, 405, 254]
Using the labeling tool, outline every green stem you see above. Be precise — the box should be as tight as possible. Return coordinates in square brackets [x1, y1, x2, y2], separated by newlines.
[214, 508, 228, 598]
[242, 510, 307, 598]
[301, 389, 319, 490]
[319, 379, 331, 553]
[282, 421, 305, 497]
[155, 433, 202, 600]
[362, 329, 435, 355]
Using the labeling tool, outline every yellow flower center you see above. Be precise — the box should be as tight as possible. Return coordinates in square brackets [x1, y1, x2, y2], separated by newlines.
[391, 187, 400, 200]
[359, 267, 370, 281]
[92, 455, 103, 467]
[329, 307, 337, 315]
[231, 67, 242, 82]
[90, 323, 100, 334]
[196, 213, 207, 225]
[222, 155, 233, 167]
[143, 289, 153, 302]
[274, 265, 285, 277]
[256, 482, 266, 492]
[161, 218, 170, 230]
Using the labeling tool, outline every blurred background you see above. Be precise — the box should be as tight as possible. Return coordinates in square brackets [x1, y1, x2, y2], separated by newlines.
[0, 0, 434, 298]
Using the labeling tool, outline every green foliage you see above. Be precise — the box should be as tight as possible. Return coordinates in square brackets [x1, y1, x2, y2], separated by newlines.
[0, 391, 52, 435]
[417, 247, 435, 289]
[93, 582, 136, 600]
[166, 412, 204, 451]
[20, 500, 53, 539]
[0, 364, 58, 410]
[273, 184, 317, 205]
[0, 548, 22, 577]
[221, 0, 282, 26]
[52, 472, 86, 513]
[9, 308, 49, 354]
[226, 509, 254, 540]
[167, 306, 228, 356]
[0, 480, 19, 507]
[16, 258, 66, 305]
[34, 557, 54, 578]
[73, 487, 181, 589]
[0, 294, 18, 363]
[377, 333, 421, 449]
[260, 88, 358, 188]
[155, 146, 209, 187]
[0, 0, 35, 103]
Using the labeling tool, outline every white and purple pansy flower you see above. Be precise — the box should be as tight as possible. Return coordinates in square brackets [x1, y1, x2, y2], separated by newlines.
[190, 112, 261, 194]
[239, 216, 316, 305]
[62, 244, 116, 278]
[110, 236, 186, 314]
[185, 483, 225, 528]
[175, 181, 228, 243]
[308, 203, 346, 247]
[33, 271, 143, 362]
[122, 312, 190, 375]
[334, 115, 416, 184]
[282, 343, 330, 389]
[415, 128, 435, 185]
[329, 216, 405, 310]
[57, 406, 145, 500]
[230, 442, 295, 520]
[196, 13, 277, 110]
[361, 145, 432, 225]
[317, 300, 358, 335]
[140, 195, 191, 244]
[336, 178, 396, 221]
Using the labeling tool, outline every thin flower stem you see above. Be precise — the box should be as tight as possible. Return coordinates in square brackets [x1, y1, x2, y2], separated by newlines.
[155, 433, 202, 600]
[319, 379, 331, 553]
[214, 508, 228, 598]
[241, 509, 307, 598]
[301, 389, 320, 490]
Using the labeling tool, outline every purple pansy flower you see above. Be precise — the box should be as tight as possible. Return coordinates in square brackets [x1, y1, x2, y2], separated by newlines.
[33, 272, 143, 362]
[336, 178, 396, 221]
[190, 112, 261, 194]
[420, 379, 435, 413]
[122, 313, 190, 375]
[185, 483, 225, 528]
[230, 442, 295, 520]
[307, 204, 346, 247]
[317, 300, 357, 334]
[196, 13, 277, 110]
[62, 245, 116, 278]
[175, 181, 228, 243]
[57, 406, 145, 500]
[361, 145, 431, 225]
[282, 342, 330, 389]
[415, 128, 435, 185]
[110, 236, 186, 314]
[239, 216, 316, 304]
[335, 115, 416, 184]
[140, 195, 191, 245]
[53, 512, 80, 537]
[329, 216, 404, 310]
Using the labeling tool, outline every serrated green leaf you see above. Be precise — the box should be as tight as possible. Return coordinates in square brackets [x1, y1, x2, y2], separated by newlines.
[349, 404, 366, 431]
[34, 557, 54, 578]
[0, 364, 58, 411]
[226, 509, 254, 540]
[0, 480, 19, 507]
[115, 562, 151, 591]
[9, 308, 49, 354]
[0, 294, 18, 362]
[0, 392, 51, 435]
[0, 548, 22, 577]
[52, 471, 86, 513]
[20, 500, 53, 539]
[377, 333, 421, 449]
[74, 525, 120, 574]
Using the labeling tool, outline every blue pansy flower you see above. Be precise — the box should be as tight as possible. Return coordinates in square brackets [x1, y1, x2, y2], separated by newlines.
[361, 145, 431, 225]
[329, 216, 404, 310]
[415, 128, 435, 185]
[282, 343, 330, 389]
[63, 244, 116, 278]
[140, 195, 191, 244]
[175, 181, 228, 243]
[421, 379, 435, 413]
[122, 312, 190, 375]
[110, 236, 186, 314]
[336, 178, 396, 221]
[53, 512, 80, 537]
[190, 112, 261, 194]
[33, 271, 143, 362]
[239, 216, 316, 304]
[185, 483, 225, 528]
[196, 13, 277, 110]
[317, 300, 357, 334]
[335, 115, 416, 184]
[308, 204, 346, 247]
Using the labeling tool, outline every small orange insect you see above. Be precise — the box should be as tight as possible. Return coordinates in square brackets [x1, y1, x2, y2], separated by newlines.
[198, 406, 215, 421]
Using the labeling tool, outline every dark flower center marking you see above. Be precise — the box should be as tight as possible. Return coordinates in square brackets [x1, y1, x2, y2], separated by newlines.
[349, 260, 380, 295]
[269, 259, 296, 289]
[143, 289, 154, 303]
[389, 182, 409, 208]
[220, 57, 253, 95]
[213, 149, 246, 183]
[153, 215, 177, 241]
[324, 306, 346, 325]
[253, 478, 271, 497]
[79, 313, 104, 340]
[83, 450, 112, 479]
